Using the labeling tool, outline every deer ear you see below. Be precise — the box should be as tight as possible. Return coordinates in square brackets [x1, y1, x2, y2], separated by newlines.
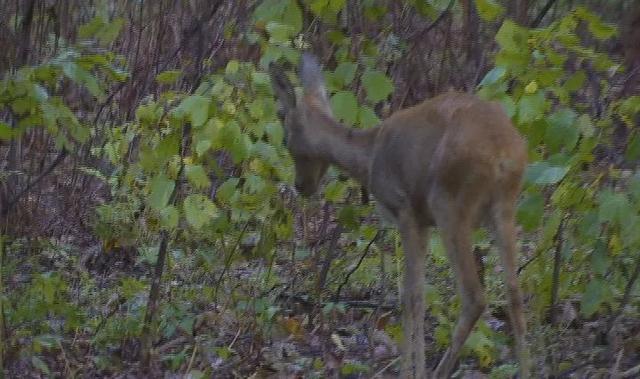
[300, 52, 330, 109]
[269, 62, 296, 111]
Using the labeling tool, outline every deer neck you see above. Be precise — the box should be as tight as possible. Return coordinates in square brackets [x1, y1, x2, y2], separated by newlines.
[307, 113, 378, 185]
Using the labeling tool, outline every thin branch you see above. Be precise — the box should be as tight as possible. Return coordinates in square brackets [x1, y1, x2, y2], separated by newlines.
[1, 148, 67, 216]
[530, 0, 557, 28]
[611, 349, 624, 379]
[141, 122, 191, 368]
[372, 356, 400, 378]
[517, 246, 544, 274]
[622, 362, 640, 378]
[334, 230, 383, 302]
[407, 0, 456, 41]
[213, 221, 251, 302]
[316, 224, 343, 302]
[607, 256, 640, 334]
[549, 217, 565, 325]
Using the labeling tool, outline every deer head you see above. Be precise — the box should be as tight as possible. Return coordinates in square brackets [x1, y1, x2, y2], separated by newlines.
[269, 53, 332, 196]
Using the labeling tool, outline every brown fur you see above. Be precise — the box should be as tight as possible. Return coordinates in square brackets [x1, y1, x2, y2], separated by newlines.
[270, 54, 530, 378]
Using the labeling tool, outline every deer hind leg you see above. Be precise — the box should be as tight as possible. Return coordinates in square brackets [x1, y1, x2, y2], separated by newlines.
[492, 201, 531, 378]
[431, 193, 486, 378]
[397, 212, 428, 379]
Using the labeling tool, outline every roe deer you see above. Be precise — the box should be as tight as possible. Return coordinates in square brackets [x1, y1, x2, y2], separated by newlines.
[269, 53, 530, 378]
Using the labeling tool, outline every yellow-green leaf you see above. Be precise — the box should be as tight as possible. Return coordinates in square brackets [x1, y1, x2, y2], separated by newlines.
[475, 0, 504, 21]
[362, 70, 393, 103]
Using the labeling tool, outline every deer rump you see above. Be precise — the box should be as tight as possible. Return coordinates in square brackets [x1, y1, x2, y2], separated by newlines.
[369, 90, 527, 228]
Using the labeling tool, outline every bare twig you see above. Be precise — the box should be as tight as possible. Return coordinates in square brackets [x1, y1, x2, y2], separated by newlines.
[549, 217, 565, 325]
[372, 356, 400, 378]
[334, 230, 383, 302]
[622, 362, 640, 378]
[517, 247, 544, 274]
[228, 326, 242, 350]
[610, 349, 624, 379]
[316, 224, 343, 304]
[213, 221, 251, 302]
[530, 0, 557, 28]
[141, 123, 191, 368]
[1, 149, 67, 216]
[183, 344, 198, 378]
[607, 256, 640, 334]
[407, 0, 456, 41]
[0, 235, 4, 372]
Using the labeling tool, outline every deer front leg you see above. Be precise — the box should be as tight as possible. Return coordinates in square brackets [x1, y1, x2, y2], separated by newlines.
[397, 214, 428, 378]
[433, 209, 485, 378]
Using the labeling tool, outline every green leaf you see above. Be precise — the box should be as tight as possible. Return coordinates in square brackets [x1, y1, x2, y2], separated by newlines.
[216, 178, 240, 203]
[62, 62, 103, 98]
[281, 0, 303, 33]
[0, 122, 13, 140]
[362, 70, 393, 103]
[31, 356, 50, 374]
[577, 114, 595, 137]
[517, 192, 544, 231]
[31, 83, 49, 102]
[621, 214, 640, 247]
[478, 67, 506, 87]
[619, 96, 640, 118]
[330, 91, 359, 125]
[78, 16, 124, 45]
[177, 95, 210, 127]
[156, 70, 182, 85]
[136, 102, 161, 124]
[517, 92, 546, 124]
[185, 164, 211, 190]
[563, 70, 586, 92]
[265, 122, 284, 146]
[183, 194, 218, 229]
[337, 205, 359, 230]
[253, 0, 288, 25]
[524, 162, 569, 185]
[252, 141, 279, 166]
[358, 106, 380, 128]
[266, 21, 296, 43]
[187, 370, 205, 379]
[148, 174, 175, 211]
[251, 71, 271, 87]
[536, 68, 563, 87]
[334, 62, 357, 86]
[309, 0, 347, 23]
[545, 108, 579, 152]
[625, 132, 640, 161]
[575, 7, 617, 40]
[225, 60, 240, 75]
[160, 206, 179, 230]
[324, 180, 347, 202]
[155, 132, 180, 161]
[495, 20, 528, 53]
[475, 0, 504, 21]
[494, 94, 516, 118]
[598, 190, 631, 226]
[245, 174, 266, 194]
[630, 173, 640, 203]
[340, 361, 369, 375]
[590, 239, 608, 276]
[581, 279, 608, 317]
[216, 121, 248, 163]
[408, 0, 436, 18]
